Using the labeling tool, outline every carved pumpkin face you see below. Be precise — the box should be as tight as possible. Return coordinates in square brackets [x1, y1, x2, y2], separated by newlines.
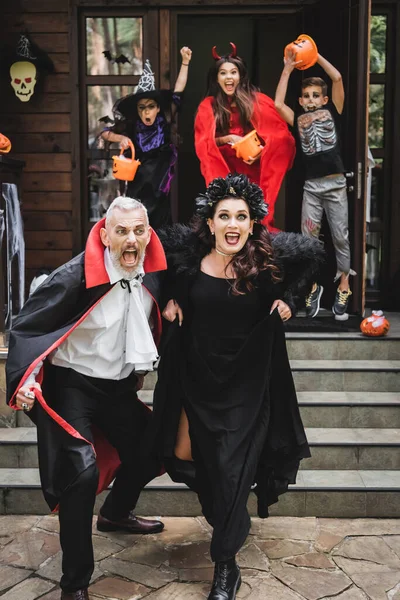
[0, 133, 11, 153]
[360, 313, 390, 337]
[112, 140, 141, 181]
[10, 61, 37, 102]
[284, 34, 318, 71]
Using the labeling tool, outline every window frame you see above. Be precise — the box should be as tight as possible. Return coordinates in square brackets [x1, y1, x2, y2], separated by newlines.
[76, 7, 159, 240]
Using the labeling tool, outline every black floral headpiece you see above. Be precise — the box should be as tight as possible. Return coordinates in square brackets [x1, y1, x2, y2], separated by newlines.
[195, 174, 268, 221]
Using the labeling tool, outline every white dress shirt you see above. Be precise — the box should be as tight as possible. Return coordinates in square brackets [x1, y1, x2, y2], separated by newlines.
[28, 248, 159, 383]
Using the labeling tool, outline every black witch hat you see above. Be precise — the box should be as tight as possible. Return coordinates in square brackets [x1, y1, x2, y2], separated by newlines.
[112, 59, 173, 120]
[3, 33, 54, 74]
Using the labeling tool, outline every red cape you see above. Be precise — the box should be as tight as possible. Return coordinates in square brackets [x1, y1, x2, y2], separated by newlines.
[194, 93, 295, 231]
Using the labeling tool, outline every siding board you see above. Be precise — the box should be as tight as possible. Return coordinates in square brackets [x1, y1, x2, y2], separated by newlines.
[22, 192, 73, 211]
[26, 33, 69, 53]
[9, 14, 69, 33]
[1, 115, 70, 133]
[44, 75, 71, 94]
[26, 250, 73, 269]
[13, 154, 72, 172]
[25, 231, 73, 250]
[22, 173, 72, 192]
[23, 211, 72, 231]
[10, 134, 71, 153]
[4, 94, 70, 114]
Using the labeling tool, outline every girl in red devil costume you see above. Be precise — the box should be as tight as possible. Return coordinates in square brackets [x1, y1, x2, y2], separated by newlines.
[195, 43, 295, 232]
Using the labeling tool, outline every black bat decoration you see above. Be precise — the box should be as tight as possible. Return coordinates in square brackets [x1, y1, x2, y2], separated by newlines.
[102, 50, 113, 61]
[115, 54, 131, 64]
[98, 115, 114, 124]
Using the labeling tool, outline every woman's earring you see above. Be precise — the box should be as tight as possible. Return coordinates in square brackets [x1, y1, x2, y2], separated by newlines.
[249, 231, 253, 236]
[211, 232, 215, 236]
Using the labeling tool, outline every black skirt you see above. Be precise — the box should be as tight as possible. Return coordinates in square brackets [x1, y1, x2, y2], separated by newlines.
[151, 272, 310, 560]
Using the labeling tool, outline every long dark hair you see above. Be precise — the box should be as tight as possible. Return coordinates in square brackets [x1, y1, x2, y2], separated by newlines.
[191, 212, 281, 296]
[205, 56, 258, 134]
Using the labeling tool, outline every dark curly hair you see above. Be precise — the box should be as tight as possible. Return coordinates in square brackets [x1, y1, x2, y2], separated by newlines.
[195, 173, 268, 221]
[192, 174, 280, 295]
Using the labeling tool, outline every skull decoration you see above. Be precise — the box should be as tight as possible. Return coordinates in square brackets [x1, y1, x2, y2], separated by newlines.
[10, 61, 37, 102]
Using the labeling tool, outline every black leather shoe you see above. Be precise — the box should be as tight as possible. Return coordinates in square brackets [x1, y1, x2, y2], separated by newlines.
[61, 589, 89, 599]
[207, 558, 241, 599]
[97, 511, 164, 534]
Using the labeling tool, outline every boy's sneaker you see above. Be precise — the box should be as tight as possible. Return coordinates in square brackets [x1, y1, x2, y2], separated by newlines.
[332, 287, 352, 321]
[305, 284, 323, 318]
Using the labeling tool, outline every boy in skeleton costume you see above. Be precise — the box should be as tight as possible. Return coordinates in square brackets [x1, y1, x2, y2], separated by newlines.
[101, 47, 192, 230]
[275, 51, 355, 320]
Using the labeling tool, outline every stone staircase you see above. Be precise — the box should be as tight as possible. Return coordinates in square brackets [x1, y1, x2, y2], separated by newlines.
[1, 331, 399, 517]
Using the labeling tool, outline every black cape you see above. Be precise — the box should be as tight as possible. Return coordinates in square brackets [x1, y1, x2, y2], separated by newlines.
[149, 225, 324, 560]
[6, 220, 167, 510]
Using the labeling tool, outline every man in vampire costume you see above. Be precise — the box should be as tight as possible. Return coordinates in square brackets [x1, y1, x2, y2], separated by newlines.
[6, 197, 167, 600]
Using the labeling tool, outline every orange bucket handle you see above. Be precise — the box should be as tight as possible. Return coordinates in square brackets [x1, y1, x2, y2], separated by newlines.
[120, 139, 136, 161]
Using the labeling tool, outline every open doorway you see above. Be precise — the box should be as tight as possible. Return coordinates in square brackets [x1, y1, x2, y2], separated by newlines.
[174, 1, 369, 315]
[176, 12, 298, 226]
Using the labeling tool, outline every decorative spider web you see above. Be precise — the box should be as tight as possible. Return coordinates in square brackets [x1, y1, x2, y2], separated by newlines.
[136, 59, 155, 93]
[16, 35, 36, 60]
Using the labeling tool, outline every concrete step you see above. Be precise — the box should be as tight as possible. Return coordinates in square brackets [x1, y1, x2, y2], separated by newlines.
[2, 427, 400, 471]
[143, 360, 400, 392]
[292, 360, 400, 391]
[14, 390, 400, 430]
[0, 468, 399, 518]
[138, 390, 400, 429]
[286, 335, 400, 360]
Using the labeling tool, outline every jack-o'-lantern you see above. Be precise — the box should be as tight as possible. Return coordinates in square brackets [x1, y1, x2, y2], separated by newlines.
[112, 140, 141, 181]
[231, 129, 263, 163]
[0, 134, 11, 153]
[360, 311, 390, 337]
[284, 34, 318, 71]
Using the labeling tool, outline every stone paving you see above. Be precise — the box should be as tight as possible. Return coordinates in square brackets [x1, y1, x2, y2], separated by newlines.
[1, 516, 400, 599]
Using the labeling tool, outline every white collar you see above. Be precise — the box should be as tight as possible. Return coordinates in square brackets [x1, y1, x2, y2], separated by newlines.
[104, 248, 145, 285]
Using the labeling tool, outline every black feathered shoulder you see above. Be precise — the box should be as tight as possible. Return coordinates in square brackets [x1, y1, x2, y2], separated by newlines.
[158, 224, 325, 309]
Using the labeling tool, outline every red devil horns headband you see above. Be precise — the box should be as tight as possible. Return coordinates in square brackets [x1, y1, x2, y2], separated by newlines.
[212, 42, 237, 61]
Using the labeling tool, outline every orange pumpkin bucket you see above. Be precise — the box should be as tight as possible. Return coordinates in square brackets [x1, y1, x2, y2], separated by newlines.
[284, 34, 318, 71]
[112, 140, 141, 181]
[0, 133, 11, 154]
[360, 311, 390, 337]
[231, 130, 263, 162]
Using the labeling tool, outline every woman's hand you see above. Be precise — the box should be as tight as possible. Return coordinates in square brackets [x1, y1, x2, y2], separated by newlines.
[180, 46, 192, 64]
[227, 134, 244, 145]
[15, 382, 41, 411]
[243, 150, 263, 165]
[162, 299, 184, 326]
[270, 299, 292, 321]
[119, 136, 131, 150]
[216, 134, 244, 147]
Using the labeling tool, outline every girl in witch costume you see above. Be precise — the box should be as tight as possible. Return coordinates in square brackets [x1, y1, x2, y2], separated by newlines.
[151, 174, 323, 600]
[195, 43, 295, 232]
[101, 47, 192, 230]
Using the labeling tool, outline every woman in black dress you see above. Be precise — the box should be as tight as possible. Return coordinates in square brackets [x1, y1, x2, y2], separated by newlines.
[153, 174, 323, 600]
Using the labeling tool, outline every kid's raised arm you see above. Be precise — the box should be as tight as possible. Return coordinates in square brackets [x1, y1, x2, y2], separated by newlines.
[274, 50, 297, 127]
[317, 54, 345, 114]
[174, 46, 192, 93]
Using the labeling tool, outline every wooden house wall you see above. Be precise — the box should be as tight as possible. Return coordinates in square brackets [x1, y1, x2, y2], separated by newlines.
[1, 0, 72, 288]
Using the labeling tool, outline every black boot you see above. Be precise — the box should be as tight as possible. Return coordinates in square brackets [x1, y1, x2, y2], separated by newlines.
[207, 558, 241, 600]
